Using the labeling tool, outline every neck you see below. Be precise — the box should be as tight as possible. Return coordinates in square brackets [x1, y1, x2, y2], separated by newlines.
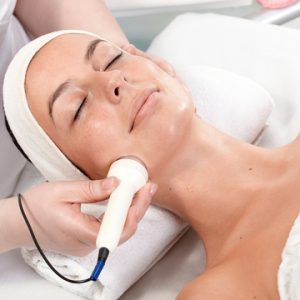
[152, 115, 296, 266]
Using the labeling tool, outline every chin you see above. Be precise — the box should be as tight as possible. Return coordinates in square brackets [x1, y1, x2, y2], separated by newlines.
[137, 101, 194, 176]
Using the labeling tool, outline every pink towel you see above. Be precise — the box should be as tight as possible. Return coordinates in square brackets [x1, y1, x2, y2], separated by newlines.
[257, 0, 298, 8]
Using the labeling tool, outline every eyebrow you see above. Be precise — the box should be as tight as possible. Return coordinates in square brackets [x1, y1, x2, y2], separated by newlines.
[48, 81, 72, 119]
[85, 38, 104, 62]
[48, 38, 104, 119]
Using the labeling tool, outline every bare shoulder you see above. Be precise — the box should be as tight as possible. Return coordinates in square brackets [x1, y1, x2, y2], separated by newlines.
[176, 269, 232, 300]
[176, 264, 262, 300]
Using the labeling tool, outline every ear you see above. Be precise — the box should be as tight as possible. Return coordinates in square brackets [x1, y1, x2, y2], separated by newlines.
[120, 44, 176, 77]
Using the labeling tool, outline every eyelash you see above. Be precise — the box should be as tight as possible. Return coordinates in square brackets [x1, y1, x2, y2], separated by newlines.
[74, 96, 87, 121]
[74, 52, 123, 122]
[104, 52, 123, 71]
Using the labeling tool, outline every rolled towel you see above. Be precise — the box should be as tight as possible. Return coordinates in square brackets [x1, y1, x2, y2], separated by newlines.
[176, 65, 274, 143]
[3, 29, 273, 300]
[21, 205, 188, 300]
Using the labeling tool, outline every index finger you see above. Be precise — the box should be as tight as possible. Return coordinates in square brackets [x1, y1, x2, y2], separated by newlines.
[67, 177, 119, 203]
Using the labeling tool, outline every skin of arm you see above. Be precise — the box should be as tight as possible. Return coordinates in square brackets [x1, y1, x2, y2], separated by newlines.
[14, 0, 176, 82]
[0, 179, 155, 255]
[0, 197, 26, 253]
[14, 0, 129, 46]
[14, 1, 176, 79]
[0, 0, 164, 255]
[0, 0, 129, 255]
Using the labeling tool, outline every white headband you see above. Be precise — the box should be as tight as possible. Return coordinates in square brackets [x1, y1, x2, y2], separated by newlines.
[3, 30, 274, 183]
[3, 30, 101, 181]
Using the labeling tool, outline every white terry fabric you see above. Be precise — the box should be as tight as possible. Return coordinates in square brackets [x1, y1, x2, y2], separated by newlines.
[0, 0, 30, 198]
[176, 66, 273, 143]
[2, 28, 273, 300]
[21, 206, 187, 300]
[3, 25, 273, 182]
[3, 30, 97, 182]
[278, 213, 300, 300]
[147, 12, 300, 148]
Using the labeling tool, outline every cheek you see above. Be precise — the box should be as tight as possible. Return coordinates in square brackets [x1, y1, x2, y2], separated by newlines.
[75, 117, 134, 176]
[125, 57, 159, 82]
[134, 88, 195, 174]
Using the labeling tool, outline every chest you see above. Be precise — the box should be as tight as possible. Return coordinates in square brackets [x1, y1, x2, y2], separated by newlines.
[222, 202, 300, 299]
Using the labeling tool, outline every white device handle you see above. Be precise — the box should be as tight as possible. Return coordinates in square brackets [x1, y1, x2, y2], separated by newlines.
[96, 158, 148, 252]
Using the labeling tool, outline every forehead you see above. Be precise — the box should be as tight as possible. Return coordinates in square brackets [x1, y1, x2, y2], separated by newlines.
[33, 33, 97, 62]
[25, 34, 96, 118]
[26, 34, 96, 85]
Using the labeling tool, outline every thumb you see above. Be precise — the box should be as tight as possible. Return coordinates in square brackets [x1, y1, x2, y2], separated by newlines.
[70, 177, 119, 203]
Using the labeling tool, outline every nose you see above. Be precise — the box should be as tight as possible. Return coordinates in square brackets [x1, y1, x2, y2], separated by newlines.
[95, 70, 125, 104]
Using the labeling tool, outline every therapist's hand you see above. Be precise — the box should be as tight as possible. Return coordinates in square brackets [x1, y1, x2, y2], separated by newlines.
[121, 44, 190, 92]
[11, 177, 157, 256]
[121, 44, 176, 77]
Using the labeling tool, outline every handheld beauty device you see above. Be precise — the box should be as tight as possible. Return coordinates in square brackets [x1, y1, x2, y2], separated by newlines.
[96, 157, 148, 251]
[90, 156, 148, 280]
[17, 156, 148, 284]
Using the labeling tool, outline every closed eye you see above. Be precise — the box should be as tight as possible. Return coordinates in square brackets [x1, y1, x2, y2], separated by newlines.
[104, 52, 123, 71]
[72, 52, 122, 123]
[74, 96, 87, 122]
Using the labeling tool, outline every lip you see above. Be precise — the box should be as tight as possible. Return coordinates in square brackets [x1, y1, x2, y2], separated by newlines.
[129, 88, 158, 132]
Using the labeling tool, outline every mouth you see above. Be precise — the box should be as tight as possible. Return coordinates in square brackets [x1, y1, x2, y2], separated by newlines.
[129, 88, 159, 132]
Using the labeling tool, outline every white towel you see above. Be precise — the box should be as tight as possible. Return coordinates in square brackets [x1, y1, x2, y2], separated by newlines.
[147, 12, 300, 147]
[21, 205, 188, 300]
[3, 30, 99, 182]
[176, 66, 274, 143]
[3, 28, 273, 300]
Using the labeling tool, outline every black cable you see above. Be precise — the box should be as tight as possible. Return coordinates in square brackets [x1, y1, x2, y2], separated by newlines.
[17, 193, 93, 284]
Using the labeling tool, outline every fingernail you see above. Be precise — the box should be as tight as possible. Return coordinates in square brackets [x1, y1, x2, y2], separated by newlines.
[102, 177, 118, 189]
[149, 183, 158, 196]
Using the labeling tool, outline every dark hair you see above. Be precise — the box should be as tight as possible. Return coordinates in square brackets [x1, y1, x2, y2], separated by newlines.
[4, 114, 91, 178]
[4, 115, 32, 163]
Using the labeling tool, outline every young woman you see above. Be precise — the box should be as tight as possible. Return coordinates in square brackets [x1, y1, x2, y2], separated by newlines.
[0, 0, 159, 258]
[5, 31, 300, 299]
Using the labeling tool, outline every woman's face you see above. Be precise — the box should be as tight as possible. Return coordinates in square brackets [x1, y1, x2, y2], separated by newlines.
[25, 34, 195, 179]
